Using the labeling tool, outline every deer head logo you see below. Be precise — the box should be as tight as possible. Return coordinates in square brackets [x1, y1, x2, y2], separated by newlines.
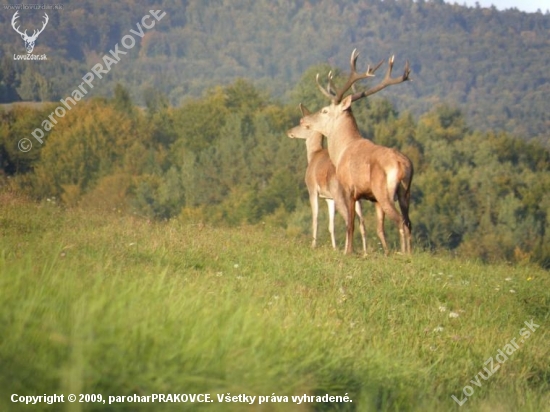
[11, 11, 49, 54]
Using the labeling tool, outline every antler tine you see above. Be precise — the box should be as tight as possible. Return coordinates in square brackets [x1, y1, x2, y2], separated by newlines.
[30, 13, 49, 39]
[350, 55, 411, 102]
[351, 59, 382, 93]
[41, 13, 49, 30]
[369, 59, 385, 75]
[11, 11, 26, 36]
[315, 73, 335, 100]
[327, 71, 340, 96]
[325, 71, 332, 93]
[332, 48, 376, 103]
[403, 59, 411, 81]
[11, 10, 19, 25]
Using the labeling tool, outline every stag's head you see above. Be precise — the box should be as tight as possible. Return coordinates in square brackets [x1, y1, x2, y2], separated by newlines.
[12, 11, 49, 54]
[299, 93, 356, 137]
[301, 49, 410, 136]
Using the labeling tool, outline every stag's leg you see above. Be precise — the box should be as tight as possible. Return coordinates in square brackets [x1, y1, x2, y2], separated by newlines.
[326, 199, 337, 249]
[355, 201, 367, 255]
[380, 199, 407, 254]
[374, 168, 408, 254]
[340, 201, 350, 253]
[309, 193, 319, 248]
[374, 202, 389, 255]
[397, 187, 412, 254]
[333, 186, 350, 252]
[345, 194, 356, 255]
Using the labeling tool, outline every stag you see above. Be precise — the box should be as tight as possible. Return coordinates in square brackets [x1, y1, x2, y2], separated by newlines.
[300, 49, 413, 255]
[12, 11, 49, 54]
[287, 104, 367, 253]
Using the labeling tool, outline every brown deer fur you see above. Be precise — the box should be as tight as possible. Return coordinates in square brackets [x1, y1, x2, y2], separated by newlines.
[287, 118, 367, 253]
[300, 52, 413, 255]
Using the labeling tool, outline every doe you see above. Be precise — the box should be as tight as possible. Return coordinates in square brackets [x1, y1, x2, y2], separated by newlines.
[287, 105, 367, 253]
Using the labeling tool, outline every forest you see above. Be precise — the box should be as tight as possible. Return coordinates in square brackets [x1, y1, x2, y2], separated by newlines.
[0, 0, 549, 144]
[2, 74, 549, 268]
[1, 0, 549, 268]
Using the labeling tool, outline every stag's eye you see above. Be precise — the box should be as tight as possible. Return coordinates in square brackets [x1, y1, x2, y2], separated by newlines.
[322, 109, 328, 114]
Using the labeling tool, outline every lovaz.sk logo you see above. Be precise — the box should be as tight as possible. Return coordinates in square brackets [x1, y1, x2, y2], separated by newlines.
[11, 11, 48, 60]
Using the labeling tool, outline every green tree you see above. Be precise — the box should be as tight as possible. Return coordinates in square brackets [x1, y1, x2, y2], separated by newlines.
[112, 83, 134, 114]
[29, 99, 135, 199]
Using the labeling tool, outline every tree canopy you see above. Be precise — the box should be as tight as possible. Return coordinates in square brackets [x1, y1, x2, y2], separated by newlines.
[2, 79, 549, 269]
[0, 0, 548, 144]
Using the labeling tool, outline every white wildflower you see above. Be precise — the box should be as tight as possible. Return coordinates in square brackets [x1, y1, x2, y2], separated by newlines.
[449, 311, 460, 318]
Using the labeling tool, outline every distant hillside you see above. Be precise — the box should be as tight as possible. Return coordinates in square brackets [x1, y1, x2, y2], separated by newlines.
[1, 0, 549, 143]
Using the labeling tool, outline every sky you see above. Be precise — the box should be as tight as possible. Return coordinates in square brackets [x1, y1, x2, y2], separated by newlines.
[445, 0, 549, 13]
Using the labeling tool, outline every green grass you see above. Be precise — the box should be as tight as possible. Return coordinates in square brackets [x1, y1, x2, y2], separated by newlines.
[0, 194, 549, 411]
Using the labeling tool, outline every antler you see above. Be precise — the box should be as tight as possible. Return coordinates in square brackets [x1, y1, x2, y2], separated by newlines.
[350, 55, 410, 102]
[12, 12, 49, 40]
[316, 49, 378, 104]
[29, 13, 49, 40]
[11, 11, 26, 37]
[313, 70, 337, 100]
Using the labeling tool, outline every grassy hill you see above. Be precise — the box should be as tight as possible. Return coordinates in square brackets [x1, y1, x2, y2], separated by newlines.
[1, 193, 548, 411]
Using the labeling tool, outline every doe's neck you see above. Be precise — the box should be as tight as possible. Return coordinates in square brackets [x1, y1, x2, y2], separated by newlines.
[305, 133, 324, 164]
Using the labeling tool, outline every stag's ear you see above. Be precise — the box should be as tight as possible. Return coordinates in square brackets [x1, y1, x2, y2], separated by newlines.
[340, 95, 353, 111]
[299, 103, 311, 116]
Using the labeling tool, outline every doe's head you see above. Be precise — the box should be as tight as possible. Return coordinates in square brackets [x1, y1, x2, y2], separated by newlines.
[287, 104, 322, 140]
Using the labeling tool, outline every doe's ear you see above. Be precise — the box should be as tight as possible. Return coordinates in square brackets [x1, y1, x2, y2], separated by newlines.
[340, 95, 353, 111]
[299, 103, 311, 116]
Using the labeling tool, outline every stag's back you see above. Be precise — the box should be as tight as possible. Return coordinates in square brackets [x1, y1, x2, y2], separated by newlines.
[336, 139, 412, 201]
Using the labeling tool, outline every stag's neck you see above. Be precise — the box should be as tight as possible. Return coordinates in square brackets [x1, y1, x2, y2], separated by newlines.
[305, 133, 324, 164]
[327, 111, 372, 165]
